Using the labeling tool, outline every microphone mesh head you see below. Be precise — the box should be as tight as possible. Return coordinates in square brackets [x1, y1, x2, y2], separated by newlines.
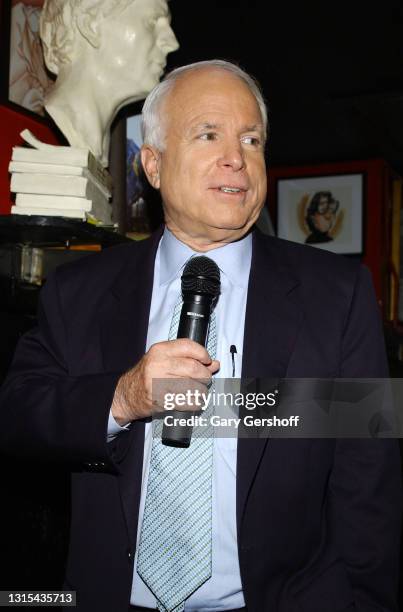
[181, 256, 221, 298]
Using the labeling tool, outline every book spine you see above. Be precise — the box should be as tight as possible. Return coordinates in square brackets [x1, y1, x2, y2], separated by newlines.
[87, 152, 113, 193]
[11, 148, 113, 192]
[11, 206, 86, 220]
[84, 173, 111, 200]
[12, 146, 88, 166]
[10, 173, 111, 200]
[8, 161, 85, 176]
[15, 193, 92, 211]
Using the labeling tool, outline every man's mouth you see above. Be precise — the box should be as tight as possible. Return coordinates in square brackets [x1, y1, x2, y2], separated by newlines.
[214, 185, 247, 194]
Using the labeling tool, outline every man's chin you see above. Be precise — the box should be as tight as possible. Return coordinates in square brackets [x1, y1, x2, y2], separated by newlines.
[208, 212, 262, 234]
[166, 213, 259, 248]
[203, 222, 254, 243]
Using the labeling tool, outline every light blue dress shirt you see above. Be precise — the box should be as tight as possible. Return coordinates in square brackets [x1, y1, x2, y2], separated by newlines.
[109, 227, 252, 610]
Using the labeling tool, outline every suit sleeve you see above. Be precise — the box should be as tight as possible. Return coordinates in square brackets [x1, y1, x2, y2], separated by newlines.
[328, 265, 402, 612]
[0, 268, 127, 471]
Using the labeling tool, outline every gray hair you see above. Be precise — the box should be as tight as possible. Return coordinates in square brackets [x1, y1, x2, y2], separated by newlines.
[141, 59, 268, 150]
[40, 0, 133, 75]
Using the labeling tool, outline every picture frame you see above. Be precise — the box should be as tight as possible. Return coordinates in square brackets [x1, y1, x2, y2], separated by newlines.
[0, 0, 54, 120]
[126, 113, 148, 235]
[109, 105, 163, 238]
[125, 109, 163, 238]
[276, 172, 364, 255]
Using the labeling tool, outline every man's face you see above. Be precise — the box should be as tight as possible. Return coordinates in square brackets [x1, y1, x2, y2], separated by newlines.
[99, 0, 178, 99]
[142, 68, 267, 250]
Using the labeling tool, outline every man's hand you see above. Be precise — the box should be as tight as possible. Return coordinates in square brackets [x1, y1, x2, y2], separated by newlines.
[111, 339, 220, 425]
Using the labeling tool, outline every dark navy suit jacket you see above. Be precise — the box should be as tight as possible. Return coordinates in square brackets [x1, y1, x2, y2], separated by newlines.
[0, 227, 401, 612]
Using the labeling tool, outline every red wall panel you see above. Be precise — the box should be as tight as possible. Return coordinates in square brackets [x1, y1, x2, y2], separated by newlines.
[0, 106, 60, 214]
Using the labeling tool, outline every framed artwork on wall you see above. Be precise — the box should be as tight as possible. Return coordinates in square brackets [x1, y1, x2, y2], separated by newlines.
[126, 113, 149, 235]
[276, 172, 364, 255]
[109, 106, 163, 238]
[124, 111, 164, 238]
[267, 158, 396, 315]
[1, 0, 54, 119]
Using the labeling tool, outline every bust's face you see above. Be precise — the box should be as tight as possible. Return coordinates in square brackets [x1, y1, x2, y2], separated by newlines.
[97, 0, 178, 102]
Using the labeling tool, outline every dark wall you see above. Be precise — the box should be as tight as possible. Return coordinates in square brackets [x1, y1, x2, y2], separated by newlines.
[167, 0, 403, 174]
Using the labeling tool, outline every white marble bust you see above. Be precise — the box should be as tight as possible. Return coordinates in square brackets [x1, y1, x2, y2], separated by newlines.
[39, 0, 179, 167]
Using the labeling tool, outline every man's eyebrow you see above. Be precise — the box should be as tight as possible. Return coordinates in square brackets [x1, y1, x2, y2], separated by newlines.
[190, 122, 221, 132]
[189, 122, 265, 133]
[241, 123, 265, 133]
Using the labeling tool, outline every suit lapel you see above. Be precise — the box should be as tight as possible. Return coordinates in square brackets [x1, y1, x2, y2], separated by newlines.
[237, 230, 303, 535]
[100, 228, 163, 373]
[100, 227, 163, 547]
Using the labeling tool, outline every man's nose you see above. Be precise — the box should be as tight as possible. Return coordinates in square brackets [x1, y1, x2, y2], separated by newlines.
[157, 21, 180, 53]
[217, 140, 245, 171]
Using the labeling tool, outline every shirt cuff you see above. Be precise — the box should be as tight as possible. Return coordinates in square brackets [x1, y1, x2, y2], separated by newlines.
[107, 409, 130, 441]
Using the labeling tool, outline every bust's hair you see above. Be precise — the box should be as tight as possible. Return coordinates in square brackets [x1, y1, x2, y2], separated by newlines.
[39, 0, 133, 74]
[141, 60, 269, 150]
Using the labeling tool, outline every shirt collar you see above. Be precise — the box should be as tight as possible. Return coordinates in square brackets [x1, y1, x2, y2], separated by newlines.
[159, 227, 252, 288]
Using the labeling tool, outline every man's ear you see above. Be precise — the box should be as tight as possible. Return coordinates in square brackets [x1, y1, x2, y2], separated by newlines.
[141, 145, 161, 189]
[76, 13, 101, 48]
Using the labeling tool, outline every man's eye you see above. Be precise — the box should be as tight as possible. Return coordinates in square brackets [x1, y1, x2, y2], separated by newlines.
[241, 136, 261, 146]
[199, 132, 217, 141]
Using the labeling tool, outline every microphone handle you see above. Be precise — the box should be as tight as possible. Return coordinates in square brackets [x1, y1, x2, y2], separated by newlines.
[161, 293, 214, 448]
[177, 294, 211, 343]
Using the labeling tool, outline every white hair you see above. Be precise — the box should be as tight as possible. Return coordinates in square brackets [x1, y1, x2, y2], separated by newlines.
[141, 59, 268, 150]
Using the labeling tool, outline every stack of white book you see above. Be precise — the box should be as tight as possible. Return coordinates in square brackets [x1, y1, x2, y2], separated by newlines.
[9, 130, 114, 225]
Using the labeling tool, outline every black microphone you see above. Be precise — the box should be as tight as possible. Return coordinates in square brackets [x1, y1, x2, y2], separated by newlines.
[161, 256, 221, 448]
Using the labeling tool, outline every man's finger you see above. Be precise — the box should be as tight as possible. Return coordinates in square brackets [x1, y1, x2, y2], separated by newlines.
[165, 357, 215, 381]
[156, 338, 214, 364]
[207, 359, 220, 373]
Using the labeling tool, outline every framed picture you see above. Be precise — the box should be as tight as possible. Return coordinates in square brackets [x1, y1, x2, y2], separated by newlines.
[126, 113, 148, 234]
[1, 0, 54, 119]
[109, 103, 159, 237]
[277, 172, 364, 255]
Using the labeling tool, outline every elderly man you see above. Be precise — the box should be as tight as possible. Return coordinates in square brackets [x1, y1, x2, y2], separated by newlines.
[0, 61, 401, 612]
